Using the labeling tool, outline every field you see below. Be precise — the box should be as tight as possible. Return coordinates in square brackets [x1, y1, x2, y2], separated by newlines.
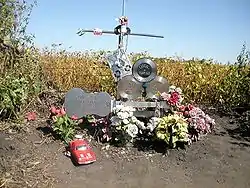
[40, 48, 249, 108]
[1, 1, 250, 188]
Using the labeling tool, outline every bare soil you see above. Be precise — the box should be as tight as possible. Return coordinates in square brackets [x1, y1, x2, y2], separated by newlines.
[1, 97, 250, 188]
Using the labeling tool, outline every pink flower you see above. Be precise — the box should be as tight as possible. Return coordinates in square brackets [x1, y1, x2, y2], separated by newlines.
[50, 106, 57, 114]
[161, 92, 171, 101]
[179, 105, 186, 112]
[175, 111, 183, 116]
[71, 115, 78, 120]
[60, 108, 66, 116]
[205, 115, 215, 126]
[55, 109, 61, 115]
[26, 111, 37, 121]
[78, 119, 83, 124]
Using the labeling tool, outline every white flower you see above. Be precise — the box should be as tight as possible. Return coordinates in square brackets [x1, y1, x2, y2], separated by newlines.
[147, 123, 155, 132]
[128, 111, 133, 117]
[169, 85, 176, 93]
[122, 106, 135, 112]
[131, 116, 137, 122]
[123, 119, 129, 124]
[179, 96, 184, 103]
[113, 104, 123, 112]
[151, 117, 161, 126]
[126, 124, 138, 138]
[147, 117, 160, 132]
[117, 111, 130, 119]
[175, 87, 182, 94]
[151, 95, 159, 100]
[136, 120, 146, 130]
[117, 112, 123, 119]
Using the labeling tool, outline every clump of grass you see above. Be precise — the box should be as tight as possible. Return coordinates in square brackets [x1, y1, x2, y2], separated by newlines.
[0, 0, 46, 121]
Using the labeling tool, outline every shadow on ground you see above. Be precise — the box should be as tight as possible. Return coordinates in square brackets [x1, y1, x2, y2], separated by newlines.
[226, 126, 250, 139]
[36, 122, 62, 142]
[225, 110, 250, 147]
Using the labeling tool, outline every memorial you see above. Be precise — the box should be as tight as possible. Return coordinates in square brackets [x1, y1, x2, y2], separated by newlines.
[64, 0, 170, 120]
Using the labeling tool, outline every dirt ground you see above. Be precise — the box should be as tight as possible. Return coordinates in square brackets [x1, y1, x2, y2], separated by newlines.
[1, 105, 250, 188]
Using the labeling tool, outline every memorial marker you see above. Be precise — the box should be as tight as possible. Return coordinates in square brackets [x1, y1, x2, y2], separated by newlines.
[64, 0, 170, 118]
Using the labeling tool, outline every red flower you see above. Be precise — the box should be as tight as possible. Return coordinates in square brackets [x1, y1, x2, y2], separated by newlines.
[183, 111, 189, 117]
[168, 91, 180, 106]
[187, 104, 194, 111]
[179, 105, 186, 112]
[26, 111, 37, 121]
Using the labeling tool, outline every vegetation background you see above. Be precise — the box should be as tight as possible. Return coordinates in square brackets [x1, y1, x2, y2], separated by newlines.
[0, 0, 249, 122]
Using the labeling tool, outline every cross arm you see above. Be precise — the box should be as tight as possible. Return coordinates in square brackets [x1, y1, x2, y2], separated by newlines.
[77, 28, 164, 38]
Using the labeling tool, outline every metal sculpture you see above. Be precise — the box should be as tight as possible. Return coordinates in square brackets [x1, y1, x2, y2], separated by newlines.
[64, 0, 170, 119]
[76, 0, 163, 82]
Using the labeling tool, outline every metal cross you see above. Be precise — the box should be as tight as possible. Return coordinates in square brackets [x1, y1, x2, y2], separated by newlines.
[76, 0, 164, 82]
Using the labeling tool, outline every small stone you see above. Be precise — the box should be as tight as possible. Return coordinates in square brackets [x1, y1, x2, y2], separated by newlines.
[65, 170, 71, 175]
[105, 145, 110, 150]
[9, 145, 15, 150]
[101, 145, 105, 150]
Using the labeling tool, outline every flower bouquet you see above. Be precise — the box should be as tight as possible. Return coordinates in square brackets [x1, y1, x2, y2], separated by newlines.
[160, 85, 184, 109]
[110, 104, 145, 146]
[178, 104, 215, 142]
[155, 113, 189, 148]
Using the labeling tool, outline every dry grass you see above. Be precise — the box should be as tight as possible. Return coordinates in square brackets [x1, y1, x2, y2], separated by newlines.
[41, 50, 116, 94]
[40, 49, 232, 105]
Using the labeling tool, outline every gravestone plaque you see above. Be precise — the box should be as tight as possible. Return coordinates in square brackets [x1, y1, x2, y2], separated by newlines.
[117, 75, 142, 100]
[64, 88, 85, 119]
[132, 58, 157, 83]
[146, 76, 169, 99]
[64, 88, 112, 118]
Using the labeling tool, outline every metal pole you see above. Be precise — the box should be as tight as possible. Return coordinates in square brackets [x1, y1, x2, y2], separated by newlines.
[122, 0, 126, 17]
[119, 0, 126, 49]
